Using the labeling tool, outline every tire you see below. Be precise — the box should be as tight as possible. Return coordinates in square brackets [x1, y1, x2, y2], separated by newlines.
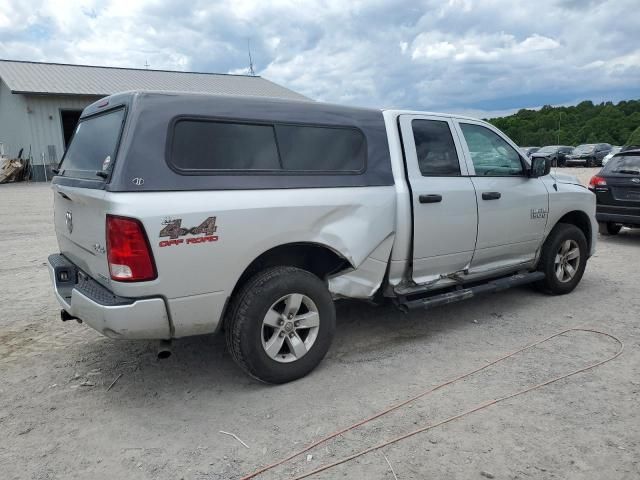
[535, 223, 588, 295]
[599, 221, 622, 236]
[225, 266, 336, 384]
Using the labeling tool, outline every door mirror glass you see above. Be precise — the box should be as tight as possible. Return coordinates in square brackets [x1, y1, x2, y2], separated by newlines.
[530, 156, 551, 177]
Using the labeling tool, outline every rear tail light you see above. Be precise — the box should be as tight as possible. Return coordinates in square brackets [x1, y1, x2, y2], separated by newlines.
[106, 215, 157, 282]
[588, 175, 606, 189]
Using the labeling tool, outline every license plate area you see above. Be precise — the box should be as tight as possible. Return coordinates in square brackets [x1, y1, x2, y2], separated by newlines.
[48, 254, 79, 300]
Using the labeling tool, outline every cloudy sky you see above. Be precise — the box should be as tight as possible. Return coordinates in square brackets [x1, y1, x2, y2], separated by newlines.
[1, 0, 639, 117]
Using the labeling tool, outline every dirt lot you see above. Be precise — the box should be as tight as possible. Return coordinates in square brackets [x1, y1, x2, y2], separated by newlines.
[1, 167, 639, 480]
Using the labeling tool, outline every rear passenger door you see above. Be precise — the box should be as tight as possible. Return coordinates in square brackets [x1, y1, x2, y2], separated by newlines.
[399, 115, 478, 285]
[453, 119, 549, 273]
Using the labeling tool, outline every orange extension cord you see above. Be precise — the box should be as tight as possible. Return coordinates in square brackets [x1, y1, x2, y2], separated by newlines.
[240, 328, 624, 480]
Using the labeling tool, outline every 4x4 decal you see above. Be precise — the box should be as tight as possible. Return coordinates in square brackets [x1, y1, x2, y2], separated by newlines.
[159, 217, 219, 247]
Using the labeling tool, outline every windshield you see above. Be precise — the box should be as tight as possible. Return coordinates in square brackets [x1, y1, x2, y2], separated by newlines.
[603, 155, 640, 174]
[574, 144, 595, 154]
[60, 108, 125, 179]
[537, 146, 557, 153]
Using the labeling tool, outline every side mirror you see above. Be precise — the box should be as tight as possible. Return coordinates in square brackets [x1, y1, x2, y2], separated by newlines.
[529, 156, 551, 178]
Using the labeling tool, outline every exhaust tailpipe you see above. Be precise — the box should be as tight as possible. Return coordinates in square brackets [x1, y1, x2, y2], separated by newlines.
[60, 309, 82, 323]
[157, 339, 173, 359]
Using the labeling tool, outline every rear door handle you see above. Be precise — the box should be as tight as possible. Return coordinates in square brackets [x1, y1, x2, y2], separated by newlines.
[419, 194, 443, 204]
[482, 192, 501, 200]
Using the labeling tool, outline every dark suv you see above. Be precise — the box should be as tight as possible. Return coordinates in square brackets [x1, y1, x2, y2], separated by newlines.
[566, 143, 612, 167]
[589, 150, 640, 235]
[531, 145, 574, 167]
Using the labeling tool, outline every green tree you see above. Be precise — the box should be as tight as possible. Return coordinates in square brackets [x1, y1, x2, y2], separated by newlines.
[488, 99, 640, 147]
[627, 126, 640, 146]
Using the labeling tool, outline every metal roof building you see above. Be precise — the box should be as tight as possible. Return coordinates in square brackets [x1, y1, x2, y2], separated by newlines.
[0, 59, 307, 180]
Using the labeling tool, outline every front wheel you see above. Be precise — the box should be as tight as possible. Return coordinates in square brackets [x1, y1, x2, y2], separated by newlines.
[535, 223, 588, 295]
[225, 266, 336, 384]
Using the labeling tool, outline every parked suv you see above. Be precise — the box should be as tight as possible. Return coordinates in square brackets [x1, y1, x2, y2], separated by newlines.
[531, 145, 574, 167]
[566, 143, 612, 167]
[589, 150, 640, 235]
[49, 92, 596, 383]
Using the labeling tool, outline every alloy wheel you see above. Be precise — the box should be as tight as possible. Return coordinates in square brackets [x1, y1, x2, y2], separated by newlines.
[554, 239, 580, 283]
[261, 293, 320, 363]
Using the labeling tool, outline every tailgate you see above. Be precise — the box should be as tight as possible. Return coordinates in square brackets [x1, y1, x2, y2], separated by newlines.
[53, 184, 111, 287]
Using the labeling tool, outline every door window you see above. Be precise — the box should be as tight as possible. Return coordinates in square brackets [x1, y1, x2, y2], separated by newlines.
[460, 123, 524, 176]
[411, 119, 460, 176]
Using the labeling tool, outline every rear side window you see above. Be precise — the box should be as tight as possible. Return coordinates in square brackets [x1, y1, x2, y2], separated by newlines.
[275, 125, 365, 171]
[170, 121, 280, 171]
[411, 119, 460, 176]
[169, 119, 366, 173]
[60, 108, 125, 179]
[602, 155, 640, 173]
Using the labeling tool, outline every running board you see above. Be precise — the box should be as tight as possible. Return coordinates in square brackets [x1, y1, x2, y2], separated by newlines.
[397, 271, 545, 311]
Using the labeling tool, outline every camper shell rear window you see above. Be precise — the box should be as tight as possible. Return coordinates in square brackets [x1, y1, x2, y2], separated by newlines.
[59, 107, 126, 179]
[167, 118, 367, 174]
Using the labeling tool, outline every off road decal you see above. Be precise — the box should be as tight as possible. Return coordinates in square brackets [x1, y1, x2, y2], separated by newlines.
[159, 216, 219, 247]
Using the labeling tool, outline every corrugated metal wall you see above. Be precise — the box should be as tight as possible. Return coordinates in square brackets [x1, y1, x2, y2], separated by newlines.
[1, 80, 100, 180]
[0, 80, 30, 159]
[23, 94, 100, 180]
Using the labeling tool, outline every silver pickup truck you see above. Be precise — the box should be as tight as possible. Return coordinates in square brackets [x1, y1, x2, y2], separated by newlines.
[48, 91, 596, 383]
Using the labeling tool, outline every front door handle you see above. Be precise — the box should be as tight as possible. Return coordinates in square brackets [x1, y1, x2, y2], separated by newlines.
[419, 194, 443, 204]
[482, 191, 501, 200]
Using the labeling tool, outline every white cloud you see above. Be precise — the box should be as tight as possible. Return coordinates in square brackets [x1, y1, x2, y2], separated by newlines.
[0, 0, 638, 114]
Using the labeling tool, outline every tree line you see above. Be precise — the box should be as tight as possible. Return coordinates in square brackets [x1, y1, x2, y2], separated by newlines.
[488, 99, 640, 147]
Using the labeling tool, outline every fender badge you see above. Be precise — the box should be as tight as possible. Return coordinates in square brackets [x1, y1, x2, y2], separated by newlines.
[531, 208, 548, 219]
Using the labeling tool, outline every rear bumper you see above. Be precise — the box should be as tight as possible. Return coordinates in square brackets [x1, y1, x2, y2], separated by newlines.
[48, 254, 171, 339]
[596, 205, 640, 226]
[596, 212, 640, 226]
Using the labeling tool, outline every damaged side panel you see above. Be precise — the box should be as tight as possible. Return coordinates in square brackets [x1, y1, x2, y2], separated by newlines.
[328, 234, 395, 298]
[101, 186, 397, 335]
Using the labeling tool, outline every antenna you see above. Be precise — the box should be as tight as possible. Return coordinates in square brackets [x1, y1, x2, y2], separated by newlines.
[247, 40, 255, 76]
[144, 60, 150, 69]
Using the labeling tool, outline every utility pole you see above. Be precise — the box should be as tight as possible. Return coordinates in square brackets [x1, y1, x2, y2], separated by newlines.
[557, 112, 564, 144]
[247, 40, 255, 76]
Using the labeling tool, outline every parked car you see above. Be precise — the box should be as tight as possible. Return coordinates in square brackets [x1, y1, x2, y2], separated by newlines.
[48, 92, 597, 383]
[521, 146, 540, 157]
[601, 146, 622, 166]
[621, 144, 640, 153]
[565, 143, 612, 167]
[531, 145, 574, 167]
[589, 149, 640, 235]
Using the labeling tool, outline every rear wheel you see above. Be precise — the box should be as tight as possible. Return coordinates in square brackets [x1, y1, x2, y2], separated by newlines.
[225, 266, 335, 384]
[535, 223, 588, 295]
[599, 221, 622, 236]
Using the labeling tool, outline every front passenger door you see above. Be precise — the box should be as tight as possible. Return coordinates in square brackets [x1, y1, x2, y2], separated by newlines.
[454, 120, 549, 274]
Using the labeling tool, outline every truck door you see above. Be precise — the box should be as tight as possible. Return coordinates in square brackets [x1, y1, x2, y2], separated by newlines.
[453, 119, 549, 273]
[399, 115, 478, 285]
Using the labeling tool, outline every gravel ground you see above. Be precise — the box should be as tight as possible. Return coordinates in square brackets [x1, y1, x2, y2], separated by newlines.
[1, 167, 639, 480]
